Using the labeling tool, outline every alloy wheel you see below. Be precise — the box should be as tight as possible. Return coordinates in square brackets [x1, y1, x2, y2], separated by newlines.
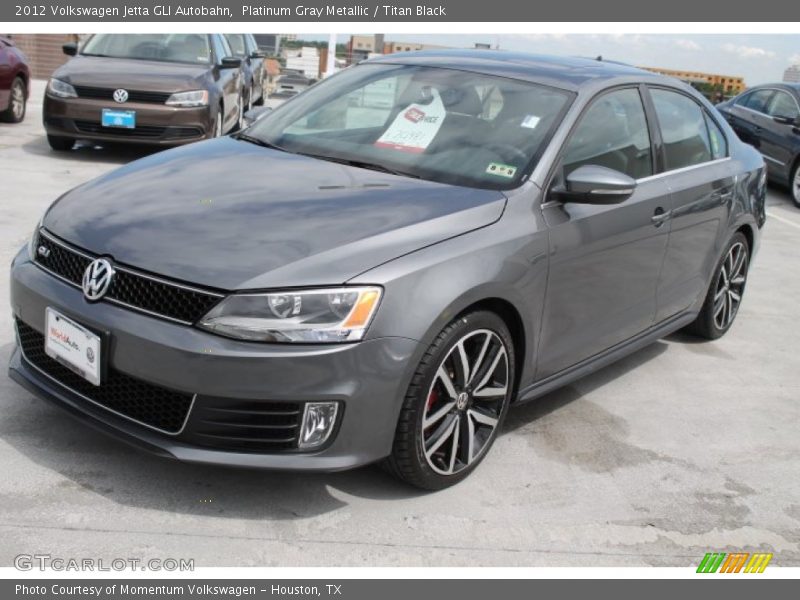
[10, 80, 25, 121]
[793, 166, 800, 205]
[421, 329, 509, 476]
[713, 241, 748, 330]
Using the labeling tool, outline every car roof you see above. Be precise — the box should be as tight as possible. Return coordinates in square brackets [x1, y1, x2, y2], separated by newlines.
[364, 49, 674, 92]
[749, 82, 800, 93]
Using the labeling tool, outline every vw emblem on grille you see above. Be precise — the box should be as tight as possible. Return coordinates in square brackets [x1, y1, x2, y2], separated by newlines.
[82, 258, 116, 302]
[113, 88, 129, 103]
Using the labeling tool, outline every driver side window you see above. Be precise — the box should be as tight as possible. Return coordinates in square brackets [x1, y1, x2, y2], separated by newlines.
[562, 88, 653, 180]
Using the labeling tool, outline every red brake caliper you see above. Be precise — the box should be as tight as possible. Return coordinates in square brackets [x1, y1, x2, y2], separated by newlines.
[426, 388, 439, 413]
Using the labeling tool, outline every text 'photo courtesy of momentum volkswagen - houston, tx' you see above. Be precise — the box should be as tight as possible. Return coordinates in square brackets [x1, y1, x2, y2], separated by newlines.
[9, 51, 765, 489]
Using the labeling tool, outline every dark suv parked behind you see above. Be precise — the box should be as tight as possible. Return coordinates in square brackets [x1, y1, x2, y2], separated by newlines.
[717, 84, 800, 207]
[43, 33, 245, 151]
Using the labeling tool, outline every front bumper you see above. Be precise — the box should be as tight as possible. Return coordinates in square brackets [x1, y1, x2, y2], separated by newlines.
[43, 94, 211, 146]
[9, 248, 419, 471]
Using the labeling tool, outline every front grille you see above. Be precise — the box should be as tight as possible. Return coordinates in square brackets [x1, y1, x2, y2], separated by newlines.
[33, 230, 224, 325]
[16, 320, 193, 434]
[74, 121, 203, 139]
[73, 86, 172, 104]
[182, 397, 302, 452]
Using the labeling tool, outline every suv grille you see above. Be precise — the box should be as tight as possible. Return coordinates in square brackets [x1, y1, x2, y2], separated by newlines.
[16, 320, 194, 434]
[73, 86, 172, 104]
[33, 230, 224, 325]
[182, 397, 303, 452]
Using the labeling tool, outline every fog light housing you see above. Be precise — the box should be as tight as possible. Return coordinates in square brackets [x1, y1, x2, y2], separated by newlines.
[298, 402, 339, 450]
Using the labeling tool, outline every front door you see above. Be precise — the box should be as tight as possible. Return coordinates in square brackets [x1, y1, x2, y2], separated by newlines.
[537, 87, 671, 380]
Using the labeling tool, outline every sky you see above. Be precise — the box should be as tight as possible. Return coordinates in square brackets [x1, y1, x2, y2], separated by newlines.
[299, 34, 800, 86]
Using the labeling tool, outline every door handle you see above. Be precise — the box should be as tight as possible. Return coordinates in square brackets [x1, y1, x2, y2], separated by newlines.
[651, 207, 671, 227]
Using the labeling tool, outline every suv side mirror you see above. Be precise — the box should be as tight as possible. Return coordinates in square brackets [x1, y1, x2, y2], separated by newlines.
[555, 165, 637, 205]
[221, 57, 242, 69]
[62, 43, 77, 57]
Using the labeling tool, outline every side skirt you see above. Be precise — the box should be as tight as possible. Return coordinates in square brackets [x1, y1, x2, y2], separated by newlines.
[515, 310, 697, 405]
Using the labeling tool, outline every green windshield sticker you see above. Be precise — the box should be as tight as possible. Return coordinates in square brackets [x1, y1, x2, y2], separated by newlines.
[486, 163, 517, 178]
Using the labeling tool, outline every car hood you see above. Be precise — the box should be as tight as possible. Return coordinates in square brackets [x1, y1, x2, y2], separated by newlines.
[54, 56, 208, 92]
[42, 137, 507, 290]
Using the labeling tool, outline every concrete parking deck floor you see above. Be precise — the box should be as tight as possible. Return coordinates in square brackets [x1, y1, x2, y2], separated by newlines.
[1, 81, 798, 567]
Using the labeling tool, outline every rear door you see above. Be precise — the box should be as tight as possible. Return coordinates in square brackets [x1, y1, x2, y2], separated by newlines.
[647, 87, 737, 322]
[537, 86, 671, 379]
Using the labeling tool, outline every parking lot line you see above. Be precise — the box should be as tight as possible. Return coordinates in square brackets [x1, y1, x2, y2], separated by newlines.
[765, 210, 800, 230]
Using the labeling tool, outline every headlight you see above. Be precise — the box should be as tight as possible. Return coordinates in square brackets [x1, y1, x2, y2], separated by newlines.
[166, 90, 209, 107]
[197, 287, 382, 343]
[47, 78, 77, 99]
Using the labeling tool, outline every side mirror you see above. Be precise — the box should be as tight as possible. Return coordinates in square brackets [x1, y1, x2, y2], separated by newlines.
[62, 43, 77, 57]
[242, 106, 272, 128]
[220, 56, 242, 69]
[555, 165, 637, 205]
[250, 50, 266, 59]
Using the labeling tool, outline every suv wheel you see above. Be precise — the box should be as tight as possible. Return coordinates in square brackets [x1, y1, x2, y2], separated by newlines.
[385, 311, 515, 490]
[685, 232, 749, 339]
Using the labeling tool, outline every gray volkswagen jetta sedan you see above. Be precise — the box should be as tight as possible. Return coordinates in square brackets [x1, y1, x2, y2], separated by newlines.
[9, 51, 766, 489]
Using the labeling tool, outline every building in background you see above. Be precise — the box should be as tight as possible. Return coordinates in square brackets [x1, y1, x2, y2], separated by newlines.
[2, 33, 78, 79]
[347, 34, 446, 63]
[285, 46, 321, 80]
[784, 64, 800, 83]
[641, 66, 746, 95]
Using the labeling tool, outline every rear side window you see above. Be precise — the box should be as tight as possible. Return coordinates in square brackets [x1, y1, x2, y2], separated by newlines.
[651, 89, 717, 170]
[704, 114, 728, 160]
[767, 91, 800, 119]
[562, 88, 653, 179]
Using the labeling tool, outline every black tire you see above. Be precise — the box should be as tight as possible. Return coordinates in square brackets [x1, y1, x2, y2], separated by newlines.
[384, 310, 515, 490]
[47, 135, 75, 151]
[0, 76, 26, 123]
[684, 232, 750, 340]
[790, 161, 800, 209]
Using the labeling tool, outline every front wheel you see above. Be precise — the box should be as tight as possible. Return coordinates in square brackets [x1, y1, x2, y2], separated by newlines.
[385, 311, 515, 490]
[684, 232, 750, 340]
[1, 76, 26, 123]
[791, 162, 800, 209]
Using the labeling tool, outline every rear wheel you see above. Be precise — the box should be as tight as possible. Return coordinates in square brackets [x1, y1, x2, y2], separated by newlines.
[791, 162, 800, 208]
[1, 76, 26, 123]
[385, 311, 515, 490]
[684, 232, 749, 340]
[47, 135, 75, 151]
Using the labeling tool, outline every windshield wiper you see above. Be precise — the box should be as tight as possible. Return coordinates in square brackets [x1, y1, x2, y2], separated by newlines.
[235, 133, 289, 153]
[294, 152, 422, 180]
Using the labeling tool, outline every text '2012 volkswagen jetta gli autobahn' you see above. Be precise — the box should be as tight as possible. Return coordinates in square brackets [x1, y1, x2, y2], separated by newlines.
[9, 52, 766, 489]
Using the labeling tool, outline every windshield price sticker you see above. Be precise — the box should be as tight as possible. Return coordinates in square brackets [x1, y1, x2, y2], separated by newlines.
[374, 89, 446, 154]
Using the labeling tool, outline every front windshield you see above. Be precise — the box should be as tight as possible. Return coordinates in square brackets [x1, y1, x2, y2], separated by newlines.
[81, 34, 212, 65]
[246, 64, 572, 189]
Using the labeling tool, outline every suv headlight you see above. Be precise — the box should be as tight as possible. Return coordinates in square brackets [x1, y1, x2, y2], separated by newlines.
[197, 287, 382, 343]
[47, 78, 77, 99]
[166, 90, 209, 107]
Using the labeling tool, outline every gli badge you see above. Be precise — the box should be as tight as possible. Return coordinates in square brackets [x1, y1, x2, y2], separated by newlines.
[82, 258, 116, 301]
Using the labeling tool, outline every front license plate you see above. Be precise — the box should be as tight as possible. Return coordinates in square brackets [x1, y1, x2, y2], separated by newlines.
[45, 308, 102, 386]
[101, 108, 136, 129]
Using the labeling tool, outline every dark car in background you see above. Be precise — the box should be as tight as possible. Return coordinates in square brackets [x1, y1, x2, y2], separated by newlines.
[10, 52, 765, 489]
[717, 84, 800, 207]
[0, 36, 30, 123]
[224, 33, 266, 111]
[43, 33, 245, 151]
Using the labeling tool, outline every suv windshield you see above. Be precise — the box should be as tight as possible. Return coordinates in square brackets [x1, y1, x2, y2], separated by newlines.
[81, 34, 212, 65]
[246, 64, 572, 189]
